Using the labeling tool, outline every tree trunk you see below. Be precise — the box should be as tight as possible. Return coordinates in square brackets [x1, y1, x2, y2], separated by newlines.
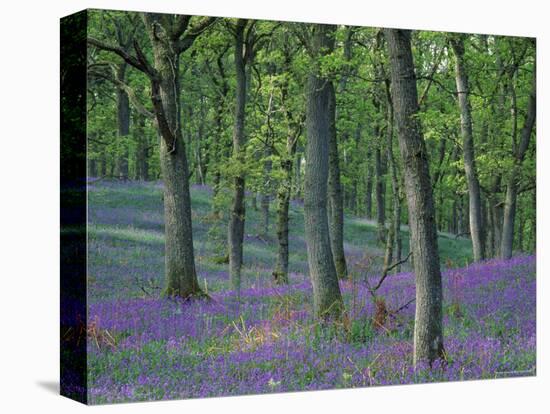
[293, 151, 302, 200]
[385, 28, 444, 366]
[115, 62, 130, 179]
[273, 133, 297, 284]
[260, 147, 272, 237]
[517, 208, 525, 252]
[195, 96, 207, 185]
[211, 53, 229, 216]
[487, 175, 503, 256]
[140, 13, 209, 298]
[350, 178, 358, 215]
[432, 137, 447, 232]
[98, 153, 106, 177]
[385, 76, 402, 273]
[451, 199, 458, 234]
[159, 126, 199, 298]
[327, 83, 348, 279]
[462, 196, 470, 235]
[501, 68, 536, 259]
[150, 39, 201, 298]
[450, 36, 485, 261]
[485, 198, 495, 256]
[88, 159, 97, 178]
[493, 198, 503, 255]
[304, 24, 344, 320]
[260, 87, 275, 238]
[365, 159, 373, 219]
[273, 156, 293, 285]
[375, 140, 386, 243]
[382, 217, 394, 276]
[273, 46, 301, 285]
[228, 20, 248, 293]
[134, 114, 149, 180]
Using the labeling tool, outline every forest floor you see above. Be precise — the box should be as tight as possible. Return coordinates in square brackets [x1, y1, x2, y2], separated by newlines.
[85, 180, 536, 404]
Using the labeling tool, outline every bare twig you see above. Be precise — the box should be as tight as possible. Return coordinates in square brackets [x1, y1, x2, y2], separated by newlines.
[368, 251, 412, 295]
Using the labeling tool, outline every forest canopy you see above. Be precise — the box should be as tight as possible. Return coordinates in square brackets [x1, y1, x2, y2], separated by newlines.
[87, 11, 536, 262]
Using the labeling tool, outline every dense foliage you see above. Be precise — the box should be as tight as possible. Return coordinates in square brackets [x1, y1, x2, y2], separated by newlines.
[87, 11, 536, 257]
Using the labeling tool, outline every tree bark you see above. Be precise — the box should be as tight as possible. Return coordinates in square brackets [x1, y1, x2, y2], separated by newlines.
[365, 158, 373, 219]
[451, 199, 458, 235]
[140, 13, 207, 298]
[517, 209, 525, 252]
[228, 20, 249, 293]
[501, 68, 536, 259]
[375, 138, 386, 243]
[260, 86, 275, 238]
[304, 24, 344, 320]
[115, 63, 130, 179]
[260, 146, 272, 237]
[327, 83, 348, 279]
[384, 76, 402, 273]
[327, 27, 353, 279]
[487, 201, 498, 257]
[450, 35, 485, 261]
[88, 158, 97, 177]
[487, 175, 503, 256]
[210, 50, 229, 216]
[273, 127, 298, 284]
[195, 95, 207, 185]
[273, 153, 293, 285]
[273, 44, 301, 285]
[385, 28, 444, 366]
[134, 114, 149, 180]
[293, 151, 302, 200]
[98, 153, 106, 177]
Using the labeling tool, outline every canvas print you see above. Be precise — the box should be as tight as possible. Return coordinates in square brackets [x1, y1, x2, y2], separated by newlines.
[60, 8, 536, 405]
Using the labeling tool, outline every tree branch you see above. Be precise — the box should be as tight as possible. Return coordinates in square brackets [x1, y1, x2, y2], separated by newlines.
[88, 37, 149, 75]
[416, 75, 456, 98]
[150, 80, 177, 149]
[88, 65, 155, 120]
[385, 251, 412, 275]
[171, 15, 192, 40]
[390, 297, 415, 316]
[133, 40, 158, 79]
[88, 137, 109, 146]
[176, 17, 218, 53]
[419, 47, 444, 107]
[517, 182, 536, 195]
[369, 251, 412, 294]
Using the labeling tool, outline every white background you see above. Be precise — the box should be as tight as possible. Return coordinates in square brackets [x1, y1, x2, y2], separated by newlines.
[0, 0, 547, 412]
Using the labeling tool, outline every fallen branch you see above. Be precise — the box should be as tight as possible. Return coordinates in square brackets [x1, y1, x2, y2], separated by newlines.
[368, 251, 412, 295]
[387, 297, 416, 325]
[384, 251, 412, 276]
[392, 297, 415, 315]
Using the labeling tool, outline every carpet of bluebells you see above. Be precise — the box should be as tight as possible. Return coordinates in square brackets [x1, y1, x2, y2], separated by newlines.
[86, 181, 536, 404]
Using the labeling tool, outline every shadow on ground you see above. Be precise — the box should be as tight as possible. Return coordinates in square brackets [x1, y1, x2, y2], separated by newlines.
[36, 381, 59, 395]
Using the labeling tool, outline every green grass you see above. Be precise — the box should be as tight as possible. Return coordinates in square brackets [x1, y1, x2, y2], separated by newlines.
[89, 225, 164, 245]
[87, 180, 473, 298]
